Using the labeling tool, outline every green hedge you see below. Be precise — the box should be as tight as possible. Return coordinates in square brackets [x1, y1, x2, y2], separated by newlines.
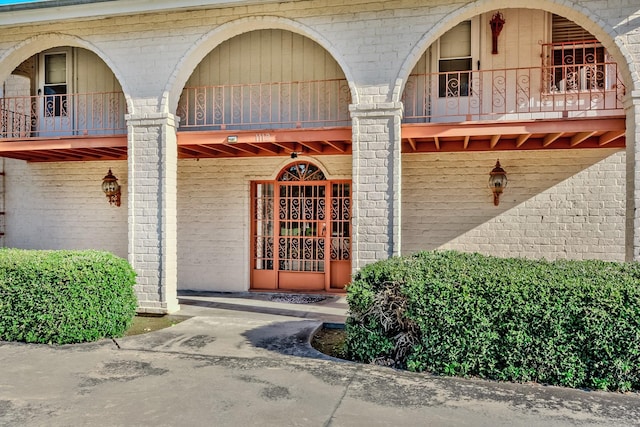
[0, 249, 137, 344]
[345, 250, 640, 392]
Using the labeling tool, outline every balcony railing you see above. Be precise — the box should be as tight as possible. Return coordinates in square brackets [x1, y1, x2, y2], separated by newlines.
[177, 78, 352, 130]
[0, 91, 127, 139]
[403, 63, 625, 122]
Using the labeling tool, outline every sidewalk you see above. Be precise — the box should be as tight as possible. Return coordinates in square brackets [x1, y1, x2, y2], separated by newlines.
[0, 292, 638, 426]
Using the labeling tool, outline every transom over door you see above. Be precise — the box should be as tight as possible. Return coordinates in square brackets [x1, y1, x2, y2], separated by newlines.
[251, 162, 351, 292]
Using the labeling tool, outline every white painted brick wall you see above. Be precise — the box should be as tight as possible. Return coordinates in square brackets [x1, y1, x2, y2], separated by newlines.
[3, 159, 128, 256]
[127, 113, 179, 313]
[402, 149, 626, 261]
[0, 0, 637, 307]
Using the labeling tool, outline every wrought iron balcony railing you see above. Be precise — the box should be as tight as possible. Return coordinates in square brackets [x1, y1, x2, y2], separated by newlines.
[0, 91, 127, 139]
[403, 63, 625, 122]
[177, 78, 352, 130]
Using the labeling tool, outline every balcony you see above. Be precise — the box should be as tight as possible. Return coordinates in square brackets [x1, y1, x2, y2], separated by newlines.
[1, 91, 127, 138]
[402, 63, 625, 123]
[0, 64, 626, 162]
[176, 78, 353, 159]
[401, 62, 626, 153]
[177, 78, 352, 131]
[0, 91, 128, 162]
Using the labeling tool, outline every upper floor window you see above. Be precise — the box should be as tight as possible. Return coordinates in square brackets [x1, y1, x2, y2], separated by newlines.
[544, 15, 608, 92]
[438, 21, 472, 97]
[41, 52, 68, 117]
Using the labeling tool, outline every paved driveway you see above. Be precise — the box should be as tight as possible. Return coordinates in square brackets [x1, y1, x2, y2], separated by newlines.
[1, 293, 638, 426]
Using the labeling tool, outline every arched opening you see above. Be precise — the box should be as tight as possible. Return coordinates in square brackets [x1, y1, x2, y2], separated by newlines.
[398, 8, 627, 262]
[398, 9, 625, 152]
[251, 161, 351, 291]
[175, 29, 352, 159]
[0, 46, 127, 160]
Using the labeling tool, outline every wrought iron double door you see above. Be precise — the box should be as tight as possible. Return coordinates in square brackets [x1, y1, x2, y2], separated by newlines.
[252, 179, 350, 291]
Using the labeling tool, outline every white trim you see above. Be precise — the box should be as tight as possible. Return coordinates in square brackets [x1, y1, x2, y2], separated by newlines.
[0, 0, 282, 27]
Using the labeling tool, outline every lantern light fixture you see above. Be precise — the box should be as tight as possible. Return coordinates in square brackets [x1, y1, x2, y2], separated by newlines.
[102, 169, 121, 207]
[488, 160, 507, 206]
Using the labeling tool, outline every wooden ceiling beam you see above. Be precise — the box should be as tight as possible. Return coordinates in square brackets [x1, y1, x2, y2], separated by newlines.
[323, 140, 346, 153]
[189, 144, 235, 156]
[226, 143, 259, 155]
[571, 131, 597, 147]
[401, 117, 625, 139]
[296, 140, 324, 153]
[490, 134, 501, 148]
[599, 130, 625, 146]
[516, 133, 531, 147]
[247, 142, 281, 155]
[543, 132, 563, 147]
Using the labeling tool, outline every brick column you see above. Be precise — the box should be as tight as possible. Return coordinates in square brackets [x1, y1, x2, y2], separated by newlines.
[126, 112, 179, 314]
[625, 91, 640, 262]
[350, 102, 403, 272]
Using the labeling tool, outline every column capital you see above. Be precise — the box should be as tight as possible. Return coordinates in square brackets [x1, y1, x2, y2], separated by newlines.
[126, 112, 179, 128]
[349, 102, 404, 119]
[623, 90, 640, 109]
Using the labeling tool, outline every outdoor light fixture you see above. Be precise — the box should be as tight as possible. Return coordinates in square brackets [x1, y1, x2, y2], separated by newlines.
[102, 169, 121, 207]
[489, 11, 505, 54]
[290, 152, 298, 159]
[488, 160, 507, 206]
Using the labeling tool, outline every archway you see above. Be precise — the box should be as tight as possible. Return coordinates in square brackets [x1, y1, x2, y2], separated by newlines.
[251, 161, 351, 291]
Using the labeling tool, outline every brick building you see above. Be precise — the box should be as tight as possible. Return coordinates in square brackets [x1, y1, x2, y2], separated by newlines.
[0, 0, 638, 313]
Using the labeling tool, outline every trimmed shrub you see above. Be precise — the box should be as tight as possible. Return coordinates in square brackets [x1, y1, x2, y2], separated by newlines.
[345, 250, 640, 392]
[0, 249, 137, 344]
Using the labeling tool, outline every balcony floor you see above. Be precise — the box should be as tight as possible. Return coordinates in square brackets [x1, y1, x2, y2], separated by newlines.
[402, 117, 625, 153]
[0, 135, 128, 162]
[0, 117, 625, 162]
[177, 127, 352, 159]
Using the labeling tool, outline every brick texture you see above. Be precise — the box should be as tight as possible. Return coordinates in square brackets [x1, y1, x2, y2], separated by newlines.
[0, 0, 637, 310]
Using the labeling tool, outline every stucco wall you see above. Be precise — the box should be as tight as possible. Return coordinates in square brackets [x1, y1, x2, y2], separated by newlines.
[402, 148, 626, 261]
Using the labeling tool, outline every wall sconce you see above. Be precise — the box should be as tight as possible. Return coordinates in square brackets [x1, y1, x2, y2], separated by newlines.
[489, 11, 505, 54]
[102, 169, 121, 207]
[488, 160, 507, 206]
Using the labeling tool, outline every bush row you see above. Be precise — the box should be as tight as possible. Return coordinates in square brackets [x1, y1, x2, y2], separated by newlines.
[0, 249, 137, 344]
[345, 250, 640, 391]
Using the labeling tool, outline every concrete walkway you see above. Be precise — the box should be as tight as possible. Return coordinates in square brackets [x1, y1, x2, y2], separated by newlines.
[1, 292, 638, 426]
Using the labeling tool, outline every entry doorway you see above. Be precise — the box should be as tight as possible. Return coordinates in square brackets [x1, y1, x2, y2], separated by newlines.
[38, 49, 72, 136]
[251, 161, 351, 292]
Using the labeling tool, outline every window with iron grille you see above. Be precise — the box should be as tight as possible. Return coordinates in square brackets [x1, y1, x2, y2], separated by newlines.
[438, 21, 472, 97]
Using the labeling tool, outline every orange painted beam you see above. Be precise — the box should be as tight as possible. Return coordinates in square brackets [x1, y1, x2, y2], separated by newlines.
[599, 130, 625, 146]
[516, 133, 531, 147]
[0, 135, 127, 152]
[177, 127, 352, 146]
[296, 140, 324, 153]
[463, 135, 470, 150]
[571, 131, 597, 147]
[543, 133, 563, 147]
[402, 117, 625, 138]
